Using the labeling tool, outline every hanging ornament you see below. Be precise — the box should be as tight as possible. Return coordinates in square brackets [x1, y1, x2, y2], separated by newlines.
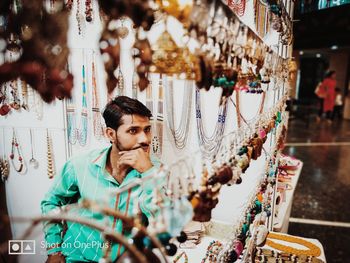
[46, 129, 55, 179]
[9, 129, 27, 174]
[29, 129, 39, 169]
[91, 53, 105, 140]
[117, 17, 129, 39]
[78, 55, 88, 146]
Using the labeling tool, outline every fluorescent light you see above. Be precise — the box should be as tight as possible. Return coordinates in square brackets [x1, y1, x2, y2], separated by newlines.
[316, 53, 321, 58]
[299, 51, 304, 55]
[331, 45, 338, 50]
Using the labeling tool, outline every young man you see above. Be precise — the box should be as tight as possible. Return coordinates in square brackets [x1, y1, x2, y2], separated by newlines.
[41, 96, 160, 263]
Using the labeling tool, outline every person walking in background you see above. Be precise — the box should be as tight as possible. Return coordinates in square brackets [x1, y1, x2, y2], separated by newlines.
[333, 87, 343, 120]
[315, 80, 325, 122]
[319, 70, 337, 123]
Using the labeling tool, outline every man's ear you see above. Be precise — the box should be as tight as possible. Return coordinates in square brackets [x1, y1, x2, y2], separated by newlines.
[105, 127, 117, 143]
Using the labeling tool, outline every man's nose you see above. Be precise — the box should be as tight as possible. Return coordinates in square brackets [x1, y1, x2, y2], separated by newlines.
[137, 131, 150, 144]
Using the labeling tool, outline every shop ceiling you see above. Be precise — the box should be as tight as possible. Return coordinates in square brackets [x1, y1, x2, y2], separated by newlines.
[293, 4, 350, 50]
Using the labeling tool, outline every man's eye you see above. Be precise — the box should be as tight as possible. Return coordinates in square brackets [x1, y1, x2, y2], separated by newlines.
[145, 127, 151, 133]
[129, 129, 137, 134]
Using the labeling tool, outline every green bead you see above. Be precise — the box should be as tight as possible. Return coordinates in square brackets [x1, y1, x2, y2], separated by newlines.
[143, 236, 153, 249]
[157, 232, 171, 245]
[242, 223, 249, 235]
[238, 146, 248, 156]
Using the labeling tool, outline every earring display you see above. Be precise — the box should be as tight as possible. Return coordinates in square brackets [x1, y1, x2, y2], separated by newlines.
[117, 17, 129, 39]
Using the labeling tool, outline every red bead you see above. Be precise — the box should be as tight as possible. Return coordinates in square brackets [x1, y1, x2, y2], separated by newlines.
[10, 154, 14, 159]
[19, 157, 22, 161]
[15, 143, 18, 147]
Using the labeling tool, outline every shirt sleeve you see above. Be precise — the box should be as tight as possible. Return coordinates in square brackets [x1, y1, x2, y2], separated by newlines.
[40, 160, 79, 254]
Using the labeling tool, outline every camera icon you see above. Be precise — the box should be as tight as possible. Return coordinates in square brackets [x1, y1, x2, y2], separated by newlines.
[8, 240, 35, 255]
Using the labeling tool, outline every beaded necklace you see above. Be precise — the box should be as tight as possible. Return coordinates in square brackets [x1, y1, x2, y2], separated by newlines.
[91, 53, 105, 140]
[46, 129, 55, 179]
[266, 232, 321, 257]
[173, 251, 188, 263]
[77, 53, 88, 146]
[228, 0, 246, 17]
[1, 130, 9, 181]
[9, 129, 26, 174]
[195, 88, 228, 159]
[202, 240, 223, 263]
[164, 77, 193, 150]
[254, 0, 270, 39]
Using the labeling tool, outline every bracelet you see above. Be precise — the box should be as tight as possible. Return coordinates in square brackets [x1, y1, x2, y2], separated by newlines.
[265, 233, 321, 257]
[173, 251, 188, 263]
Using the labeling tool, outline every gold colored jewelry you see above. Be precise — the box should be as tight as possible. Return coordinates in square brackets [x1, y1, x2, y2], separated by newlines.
[46, 129, 55, 179]
[266, 232, 321, 257]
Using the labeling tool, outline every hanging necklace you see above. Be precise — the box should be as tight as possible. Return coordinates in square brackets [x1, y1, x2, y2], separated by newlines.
[132, 50, 138, 99]
[85, 0, 93, 22]
[21, 80, 29, 111]
[0, 84, 11, 116]
[9, 80, 21, 110]
[116, 66, 125, 96]
[91, 52, 105, 140]
[254, 0, 270, 39]
[9, 129, 27, 174]
[1, 130, 10, 181]
[46, 129, 55, 179]
[78, 52, 88, 146]
[146, 75, 163, 157]
[28, 86, 43, 120]
[195, 88, 228, 159]
[29, 129, 39, 169]
[165, 77, 193, 150]
[67, 97, 78, 145]
[228, 0, 246, 17]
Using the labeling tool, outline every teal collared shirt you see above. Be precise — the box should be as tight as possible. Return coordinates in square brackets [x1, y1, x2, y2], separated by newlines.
[41, 146, 160, 262]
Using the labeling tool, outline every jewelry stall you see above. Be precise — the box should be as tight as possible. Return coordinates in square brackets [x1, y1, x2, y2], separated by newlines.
[0, 0, 327, 262]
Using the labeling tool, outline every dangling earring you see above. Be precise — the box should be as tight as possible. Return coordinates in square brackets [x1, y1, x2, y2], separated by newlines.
[9, 128, 27, 174]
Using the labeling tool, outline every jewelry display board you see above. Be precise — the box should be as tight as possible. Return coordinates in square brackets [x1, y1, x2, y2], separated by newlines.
[0, 1, 327, 263]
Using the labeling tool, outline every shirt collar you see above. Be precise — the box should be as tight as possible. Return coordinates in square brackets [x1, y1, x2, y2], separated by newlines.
[91, 145, 111, 169]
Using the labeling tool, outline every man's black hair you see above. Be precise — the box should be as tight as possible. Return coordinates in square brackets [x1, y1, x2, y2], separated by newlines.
[102, 96, 152, 130]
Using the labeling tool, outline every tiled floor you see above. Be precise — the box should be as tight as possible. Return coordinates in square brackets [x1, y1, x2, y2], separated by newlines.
[285, 118, 350, 263]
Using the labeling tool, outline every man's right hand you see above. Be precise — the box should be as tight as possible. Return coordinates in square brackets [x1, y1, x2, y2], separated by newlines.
[46, 253, 66, 263]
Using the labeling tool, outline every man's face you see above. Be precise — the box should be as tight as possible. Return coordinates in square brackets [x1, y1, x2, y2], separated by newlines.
[114, 114, 152, 153]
